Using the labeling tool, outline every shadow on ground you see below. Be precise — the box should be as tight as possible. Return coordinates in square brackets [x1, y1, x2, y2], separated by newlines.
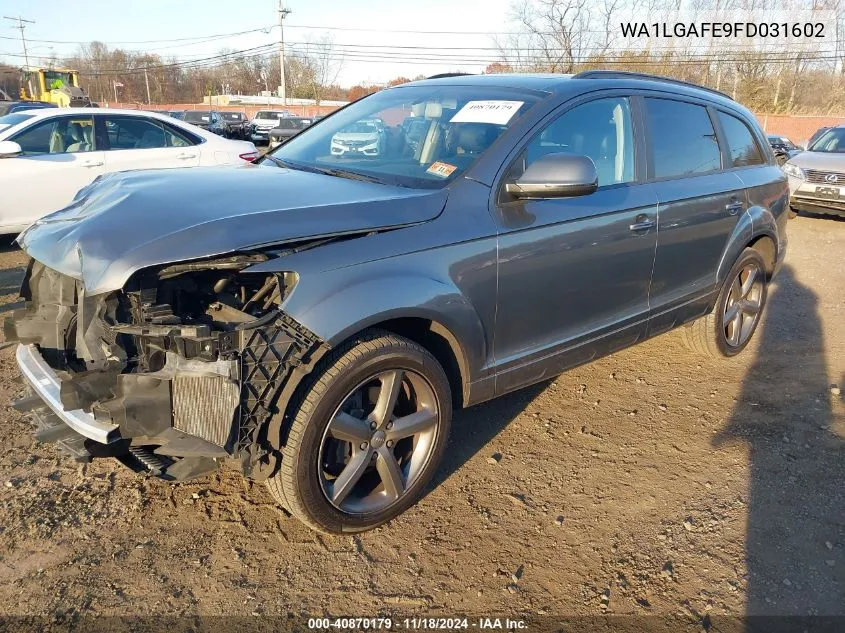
[714, 265, 844, 620]
[427, 381, 548, 492]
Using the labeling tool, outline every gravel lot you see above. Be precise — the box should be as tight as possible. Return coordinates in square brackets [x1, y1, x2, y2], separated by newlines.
[0, 216, 842, 626]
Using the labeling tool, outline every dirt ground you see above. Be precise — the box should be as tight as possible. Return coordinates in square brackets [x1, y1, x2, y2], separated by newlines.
[0, 215, 842, 627]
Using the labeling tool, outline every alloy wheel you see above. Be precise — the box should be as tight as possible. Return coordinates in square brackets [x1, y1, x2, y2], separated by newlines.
[723, 263, 764, 348]
[318, 369, 440, 514]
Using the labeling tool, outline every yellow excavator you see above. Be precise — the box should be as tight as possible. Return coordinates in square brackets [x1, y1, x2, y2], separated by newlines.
[19, 67, 92, 107]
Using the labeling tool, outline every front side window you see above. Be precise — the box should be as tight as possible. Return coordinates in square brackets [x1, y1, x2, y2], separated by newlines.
[718, 111, 764, 167]
[516, 97, 635, 187]
[644, 98, 721, 178]
[103, 116, 167, 150]
[268, 85, 541, 189]
[11, 116, 95, 154]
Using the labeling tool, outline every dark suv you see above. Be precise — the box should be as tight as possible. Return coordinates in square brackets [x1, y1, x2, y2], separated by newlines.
[9, 71, 788, 534]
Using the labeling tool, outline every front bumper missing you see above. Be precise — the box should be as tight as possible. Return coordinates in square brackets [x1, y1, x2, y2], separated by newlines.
[16, 343, 120, 444]
[13, 313, 326, 480]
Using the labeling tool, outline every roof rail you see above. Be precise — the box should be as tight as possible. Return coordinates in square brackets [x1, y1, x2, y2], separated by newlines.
[572, 70, 733, 101]
[426, 72, 475, 80]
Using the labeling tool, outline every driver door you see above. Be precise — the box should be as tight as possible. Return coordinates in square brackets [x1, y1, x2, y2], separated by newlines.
[492, 96, 659, 395]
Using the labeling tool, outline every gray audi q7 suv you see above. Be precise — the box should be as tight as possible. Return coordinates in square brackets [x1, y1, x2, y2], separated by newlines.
[8, 71, 788, 534]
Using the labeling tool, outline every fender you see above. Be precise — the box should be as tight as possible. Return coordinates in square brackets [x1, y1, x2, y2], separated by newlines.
[283, 268, 489, 385]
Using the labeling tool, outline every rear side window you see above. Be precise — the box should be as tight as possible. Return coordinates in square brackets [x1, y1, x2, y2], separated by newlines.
[644, 98, 721, 178]
[104, 116, 167, 150]
[717, 111, 764, 167]
[161, 122, 197, 147]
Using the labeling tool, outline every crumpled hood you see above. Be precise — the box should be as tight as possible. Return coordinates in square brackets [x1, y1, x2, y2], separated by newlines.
[18, 165, 447, 295]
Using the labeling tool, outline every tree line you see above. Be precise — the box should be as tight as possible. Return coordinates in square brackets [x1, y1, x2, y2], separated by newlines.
[2, 0, 845, 113]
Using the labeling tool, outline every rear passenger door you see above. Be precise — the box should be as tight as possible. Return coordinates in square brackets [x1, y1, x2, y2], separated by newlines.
[97, 115, 200, 173]
[643, 96, 747, 334]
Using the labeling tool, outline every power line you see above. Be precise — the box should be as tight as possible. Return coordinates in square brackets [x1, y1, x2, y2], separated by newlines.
[0, 25, 275, 46]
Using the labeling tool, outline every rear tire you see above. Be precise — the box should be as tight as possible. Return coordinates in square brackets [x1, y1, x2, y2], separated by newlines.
[266, 329, 452, 534]
[682, 248, 768, 358]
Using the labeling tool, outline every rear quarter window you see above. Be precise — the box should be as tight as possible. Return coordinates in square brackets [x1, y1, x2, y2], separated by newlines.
[643, 98, 721, 179]
[717, 111, 765, 167]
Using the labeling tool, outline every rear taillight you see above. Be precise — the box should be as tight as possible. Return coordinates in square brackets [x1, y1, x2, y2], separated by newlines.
[239, 151, 260, 163]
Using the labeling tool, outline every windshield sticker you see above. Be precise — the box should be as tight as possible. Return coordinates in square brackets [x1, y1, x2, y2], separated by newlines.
[426, 161, 457, 179]
[450, 100, 524, 125]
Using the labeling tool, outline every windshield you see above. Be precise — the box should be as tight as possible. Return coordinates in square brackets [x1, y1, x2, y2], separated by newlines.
[809, 128, 845, 153]
[43, 70, 73, 89]
[277, 119, 310, 129]
[223, 112, 244, 120]
[341, 121, 379, 134]
[0, 112, 35, 132]
[183, 111, 211, 123]
[264, 85, 541, 189]
[255, 110, 287, 120]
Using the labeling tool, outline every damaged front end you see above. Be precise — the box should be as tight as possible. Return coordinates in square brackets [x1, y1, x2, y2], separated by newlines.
[7, 255, 325, 482]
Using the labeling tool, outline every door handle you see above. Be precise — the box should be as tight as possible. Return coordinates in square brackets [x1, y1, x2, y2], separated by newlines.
[726, 201, 744, 215]
[629, 216, 655, 232]
[176, 153, 197, 160]
[82, 160, 104, 168]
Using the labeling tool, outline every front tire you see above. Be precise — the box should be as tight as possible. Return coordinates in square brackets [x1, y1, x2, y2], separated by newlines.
[682, 248, 768, 358]
[266, 330, 452, 534]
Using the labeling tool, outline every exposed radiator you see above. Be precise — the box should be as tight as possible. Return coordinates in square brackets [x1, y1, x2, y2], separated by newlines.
[172, 375, 239, 447]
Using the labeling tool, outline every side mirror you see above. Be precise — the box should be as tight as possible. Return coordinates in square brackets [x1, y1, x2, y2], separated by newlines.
[505, 153, 598, 199]
[0, 140, 22, 158]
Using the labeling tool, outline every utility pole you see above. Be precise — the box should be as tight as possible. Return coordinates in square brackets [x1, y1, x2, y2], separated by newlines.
[278, 0, 291, 105]
[3, 15, 34, 68]
[144, 68, 151, 104]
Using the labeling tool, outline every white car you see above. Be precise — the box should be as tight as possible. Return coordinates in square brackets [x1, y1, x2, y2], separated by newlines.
[249, 109, 291, 144]
[330, 119, 386, 157]
[0, 108, 259, 235]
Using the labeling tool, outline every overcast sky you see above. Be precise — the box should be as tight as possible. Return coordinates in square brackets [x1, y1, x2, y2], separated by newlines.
[0, 0, 515, 86]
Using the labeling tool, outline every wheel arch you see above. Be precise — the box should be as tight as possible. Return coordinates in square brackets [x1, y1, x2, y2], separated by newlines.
[363, 316, 469, 410]
[284, 272, 490, 410]
[716, 206, 780, 286]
